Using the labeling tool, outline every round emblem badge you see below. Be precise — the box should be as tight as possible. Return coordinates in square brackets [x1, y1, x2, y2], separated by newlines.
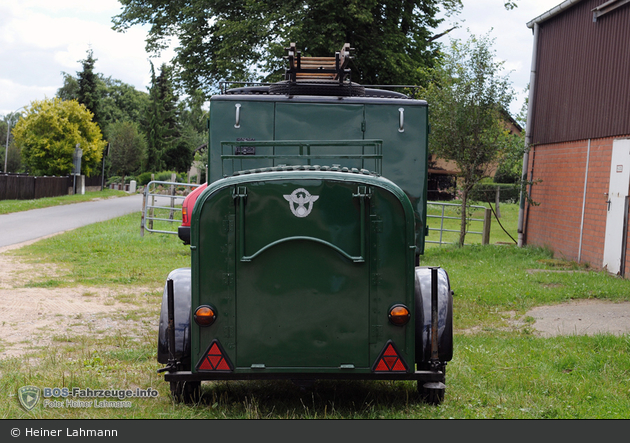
[283, 188, 320, 218]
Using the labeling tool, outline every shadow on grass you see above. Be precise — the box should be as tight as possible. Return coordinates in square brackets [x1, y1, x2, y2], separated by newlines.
[184, 379, 432, 418]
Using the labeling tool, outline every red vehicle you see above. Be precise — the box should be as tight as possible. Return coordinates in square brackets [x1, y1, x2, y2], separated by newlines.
[178, 183, 207, 245]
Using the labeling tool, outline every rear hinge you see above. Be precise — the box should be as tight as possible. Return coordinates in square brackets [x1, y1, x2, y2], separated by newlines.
[232, 186, 247, 200]
[353, 186, 372, 199]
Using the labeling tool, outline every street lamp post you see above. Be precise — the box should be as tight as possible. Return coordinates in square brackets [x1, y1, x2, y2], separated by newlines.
[4, 106, 26, 174]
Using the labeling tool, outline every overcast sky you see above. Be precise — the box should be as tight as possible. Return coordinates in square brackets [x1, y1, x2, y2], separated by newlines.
[1, 0, 561, 118]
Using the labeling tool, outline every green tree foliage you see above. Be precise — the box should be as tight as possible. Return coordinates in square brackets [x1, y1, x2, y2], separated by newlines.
[422, 32, 514, 246]
[146, 63, 191, 172]
[106, 120, 147, 185]
[113, 0, 463, 96]
[77, 50, 104, 130]
[57, 72, 149, 134]
[2, 112, 26, 173]
[57, 73, 80, 102]
[12, 98, 107, 176]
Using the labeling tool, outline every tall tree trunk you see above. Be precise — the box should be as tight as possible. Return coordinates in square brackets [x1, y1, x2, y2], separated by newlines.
[458, 187, 469, 247]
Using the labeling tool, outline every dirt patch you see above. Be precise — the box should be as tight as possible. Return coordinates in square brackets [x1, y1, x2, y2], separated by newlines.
[0, 239, 161, 359]
[525, 299, 630, 337]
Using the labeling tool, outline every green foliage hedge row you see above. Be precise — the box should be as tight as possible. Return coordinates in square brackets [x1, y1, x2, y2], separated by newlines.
[470, 183, 521, 203]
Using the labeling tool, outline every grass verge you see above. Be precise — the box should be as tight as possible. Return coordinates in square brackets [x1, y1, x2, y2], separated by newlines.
[3, 205, 630, 418]
[0, 190, 130, 215]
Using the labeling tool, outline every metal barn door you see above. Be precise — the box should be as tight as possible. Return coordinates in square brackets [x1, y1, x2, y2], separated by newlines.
[603, 139, 630, 275]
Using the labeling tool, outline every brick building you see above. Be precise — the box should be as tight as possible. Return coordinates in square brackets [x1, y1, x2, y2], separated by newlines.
[520, 0, 630, 276]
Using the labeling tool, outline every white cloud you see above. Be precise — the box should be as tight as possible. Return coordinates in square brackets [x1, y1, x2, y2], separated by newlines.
[434, 0, 559, 116]
[0, 2, 175, 115]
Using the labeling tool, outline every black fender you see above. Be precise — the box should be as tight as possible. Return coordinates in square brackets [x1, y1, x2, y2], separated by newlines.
[157, 268, 192, 366]
[414, 267, 453, 364]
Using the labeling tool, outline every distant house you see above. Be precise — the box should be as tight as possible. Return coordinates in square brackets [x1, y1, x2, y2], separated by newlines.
[520, 0, 630, 276]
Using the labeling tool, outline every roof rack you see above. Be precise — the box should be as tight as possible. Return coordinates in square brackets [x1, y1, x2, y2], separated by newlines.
[283, 42, 353, 85]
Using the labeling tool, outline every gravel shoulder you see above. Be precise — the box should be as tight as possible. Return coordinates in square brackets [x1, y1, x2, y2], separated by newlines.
[525, 298, 630, 337]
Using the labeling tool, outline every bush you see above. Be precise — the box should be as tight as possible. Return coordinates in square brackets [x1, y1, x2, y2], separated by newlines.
[136, 171, 188, 185]
[155, 171, 187, 183]
[494, 163, 521, 184]
[469, 183, 520, 204]
[137, 172, 153, 186]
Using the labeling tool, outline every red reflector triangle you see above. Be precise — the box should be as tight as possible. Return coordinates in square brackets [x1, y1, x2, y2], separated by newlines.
[209, 355, 222, 369]
[208, 343, 221, 355]
[196, 339, 234, 372]
[383, 356, 398, 370]
[198, 356, 214, 371]
[375, 359, 389, 372]
[216, 358, 231, 371]
[383, 344, 397, 356]
[372, 340, 409, 373]
[392, 359, 406, 371]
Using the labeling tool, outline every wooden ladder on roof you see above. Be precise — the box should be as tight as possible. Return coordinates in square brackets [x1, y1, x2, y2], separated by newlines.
[284, 43, 353, 85]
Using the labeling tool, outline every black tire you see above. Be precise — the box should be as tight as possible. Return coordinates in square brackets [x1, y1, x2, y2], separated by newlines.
[170, 380, 201, 404]
[418, 381, 445, 406]
[269, 81, 365, 97]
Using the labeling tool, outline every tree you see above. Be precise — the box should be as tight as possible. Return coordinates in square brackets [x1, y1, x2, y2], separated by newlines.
[422, 32, 514, 246]
[77, 50, 104, 130]
[12, 98, 106, 176]
[58, 73, 150, 131]
[106, 120, 147, 186]
[57, 72, 80, 102]
[113, 0, 463, 96]
[145, 62, 186, 172]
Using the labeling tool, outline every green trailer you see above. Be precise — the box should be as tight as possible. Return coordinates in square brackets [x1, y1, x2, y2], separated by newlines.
[158, 44, 453, 405]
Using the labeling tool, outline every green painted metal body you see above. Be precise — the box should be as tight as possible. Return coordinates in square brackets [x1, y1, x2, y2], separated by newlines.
[208, 95, 429, 255]
[173, 91, 440, 379]
[190, 171, 416, 373]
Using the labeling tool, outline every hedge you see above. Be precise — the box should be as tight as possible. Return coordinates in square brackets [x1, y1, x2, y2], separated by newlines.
[469, 183, 521, 203]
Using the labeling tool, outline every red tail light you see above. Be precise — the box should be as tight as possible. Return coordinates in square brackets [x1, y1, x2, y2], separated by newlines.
[181, 205, 189, 225]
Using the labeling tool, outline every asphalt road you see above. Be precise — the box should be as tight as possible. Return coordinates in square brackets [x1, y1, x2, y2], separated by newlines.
[0, 194, 145, 248]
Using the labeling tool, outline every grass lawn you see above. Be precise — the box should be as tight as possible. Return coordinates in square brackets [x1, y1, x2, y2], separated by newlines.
[0, 189, 130, 215]
[2, 203, 630, 418]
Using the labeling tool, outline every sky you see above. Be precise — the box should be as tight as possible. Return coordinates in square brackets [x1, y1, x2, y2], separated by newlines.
[0, 0, 563, 118]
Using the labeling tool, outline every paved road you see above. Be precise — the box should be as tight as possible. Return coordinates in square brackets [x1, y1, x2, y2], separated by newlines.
[0, 194, 145, 248]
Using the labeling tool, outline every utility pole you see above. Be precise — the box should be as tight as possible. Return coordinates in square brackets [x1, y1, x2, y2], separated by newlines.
[3, 107, 26, 173]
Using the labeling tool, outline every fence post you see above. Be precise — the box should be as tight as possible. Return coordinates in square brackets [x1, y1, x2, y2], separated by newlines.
[482, 207, 492, 245]
[495, 186, 501, 218]
[169, 173, 176, 220]
[149, 174, 155, 231]
[141, 189, 146, 237]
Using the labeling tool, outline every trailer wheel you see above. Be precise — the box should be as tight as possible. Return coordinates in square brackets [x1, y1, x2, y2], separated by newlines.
[418, 381, 445, 406]
[170, 380, 201, 404]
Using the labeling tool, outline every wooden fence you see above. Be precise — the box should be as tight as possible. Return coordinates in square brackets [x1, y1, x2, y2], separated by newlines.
[0, 174, 74, 200]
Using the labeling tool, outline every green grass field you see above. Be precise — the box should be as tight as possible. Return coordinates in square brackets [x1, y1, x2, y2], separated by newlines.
[0, 190, 130, 215]
[2, 197, 630, 419]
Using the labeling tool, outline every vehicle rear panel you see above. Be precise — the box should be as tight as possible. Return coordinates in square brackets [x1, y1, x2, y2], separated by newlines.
[190, 170, 416, 375]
